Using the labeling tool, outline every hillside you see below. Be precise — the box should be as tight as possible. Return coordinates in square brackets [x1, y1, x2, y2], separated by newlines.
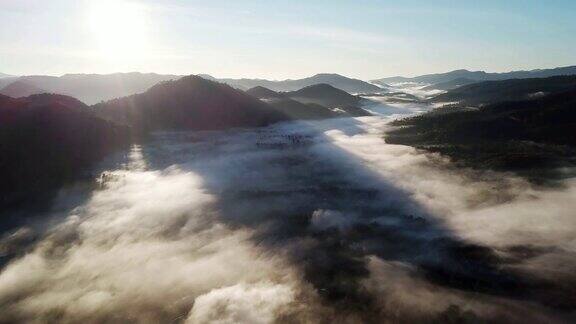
[386, 89, 576, 181]
[245, 86, 285, 99]
[373, 65, 576, 86]
[201, 73, 382, 93]
[0, 94, 129, 212]
[246, 86, 336, 119]
[430, 75, 576, 105]
[375, 70, 489, 85]
[0, 80, 45, 98]
[283, 84, 372, 117]
[93, 76, 289, 132]
[422, 78, 478, 91]
[286, 84, 360, 106]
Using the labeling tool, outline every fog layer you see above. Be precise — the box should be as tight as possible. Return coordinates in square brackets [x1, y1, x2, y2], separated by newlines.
[0, 97, 575, 323]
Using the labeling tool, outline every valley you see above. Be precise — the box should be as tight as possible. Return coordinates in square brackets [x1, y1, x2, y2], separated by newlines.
[0, 71, 575, 323]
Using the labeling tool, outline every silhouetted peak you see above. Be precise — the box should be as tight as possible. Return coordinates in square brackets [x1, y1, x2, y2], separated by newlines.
[284, 83, 363, 113]
[179, 74, 217, 84]
[94, 74, 288, 131]
[246, 86, 283, 99]
[147, 75, 230, 96]
[311, 73, 343, 78]
[196, 74, 217, 81]
[291, 83, 349, 95]
[24, 93, 88, 110]
[0, 93, 87, 112]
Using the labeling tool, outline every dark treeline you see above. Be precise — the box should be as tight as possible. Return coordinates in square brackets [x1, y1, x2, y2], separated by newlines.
[0, 94, 129, 214]
[430, 75, 576, 105]
[387, 88, 576, 182]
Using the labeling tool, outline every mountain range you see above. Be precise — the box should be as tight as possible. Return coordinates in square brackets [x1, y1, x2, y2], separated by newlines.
[0, 73, 180, 105]
[92, 76, 374, 134]
[92, 76, 290, 132]
[430, 75, 576, 105]
[198, 73, 382, 93]
[0, 72, 383, 105]
[373, 65, 576, 87]
[3, 66, 576, 106]
[1, 66, 576, 211]
[2, 75, 375, 212]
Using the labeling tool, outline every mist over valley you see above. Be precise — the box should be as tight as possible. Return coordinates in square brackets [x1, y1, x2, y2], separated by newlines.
[1, 1, 576, 322]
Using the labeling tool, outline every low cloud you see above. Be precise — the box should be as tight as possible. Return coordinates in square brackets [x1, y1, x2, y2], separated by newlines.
[1, 103, 575, 322]
[186, 283, 295, 324]
[0, 167, 309, 323]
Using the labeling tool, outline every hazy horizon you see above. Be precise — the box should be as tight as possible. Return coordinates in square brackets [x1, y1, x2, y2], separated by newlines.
[1, 0, 575, 79]
[3, 64, 576, 81]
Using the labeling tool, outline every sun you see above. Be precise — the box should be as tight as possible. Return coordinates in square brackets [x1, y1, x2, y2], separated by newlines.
[89, 0, 150, 60]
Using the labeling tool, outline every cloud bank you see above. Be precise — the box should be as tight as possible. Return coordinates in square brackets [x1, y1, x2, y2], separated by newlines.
[1, 104, 575, 323]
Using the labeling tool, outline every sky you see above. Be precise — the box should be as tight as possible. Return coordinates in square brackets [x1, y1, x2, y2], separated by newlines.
[0, 0, 575, 80]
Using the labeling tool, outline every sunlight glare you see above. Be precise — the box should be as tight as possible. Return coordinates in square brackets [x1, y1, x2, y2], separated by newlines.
[89, 0, 150, 60]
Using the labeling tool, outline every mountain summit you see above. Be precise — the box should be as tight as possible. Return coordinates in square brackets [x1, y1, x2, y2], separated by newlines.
[94, 75, 288, 131]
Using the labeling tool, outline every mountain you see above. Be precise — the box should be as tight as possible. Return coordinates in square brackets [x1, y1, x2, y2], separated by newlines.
[246, 86, 336, 120]
[246, 86, 285, 99]
[0, 81, 45, 98]
[374, 70, 489, 85]
[2, 72, 382, 105]
[201, 73, 383, 93]
[422, 78, 478, 91]
[431, 75, 576, 105]
[386, 88, 576, 181]
[283, 84, 372, 117]
[0, 73, 14, 78]
[0, 93, 129, 211]
[93, 76, 291, 132]
[285, 83, 360, 107]
[373, 65, 576, 86]
[7, 73, 181, 105]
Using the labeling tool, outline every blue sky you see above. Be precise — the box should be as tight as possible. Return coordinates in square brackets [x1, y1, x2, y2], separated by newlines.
[1, 0, 575, 79]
